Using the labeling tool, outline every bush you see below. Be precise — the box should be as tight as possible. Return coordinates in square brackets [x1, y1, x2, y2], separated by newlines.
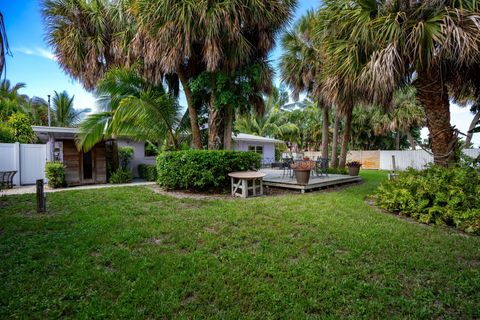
[119, 146, 134, 169]
[157, 150, 261, 191]
[375, 164, 480, 235]
[109, 168, 133, 184]
[138, 164, 157, 181]
[0, 124, 15, 143]
[45, 162, 65, 188]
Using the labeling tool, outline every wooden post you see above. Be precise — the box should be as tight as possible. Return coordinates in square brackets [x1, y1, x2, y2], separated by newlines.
[36, 179, 46, 213]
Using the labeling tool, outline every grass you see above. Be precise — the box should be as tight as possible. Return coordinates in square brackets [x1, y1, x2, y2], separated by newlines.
[0, 171, 479, 319]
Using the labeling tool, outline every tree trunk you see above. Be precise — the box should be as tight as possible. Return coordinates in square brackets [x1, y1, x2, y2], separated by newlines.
[177, 67, 202, 149]
[338, 107, 353, 169]
[465, 111, 480, 147]
[395, 131, 401, 150]
[321, 103, 329, 159]
[415, 67, 455, 166]
[331, 111, 340, 168]
[223, 105, 233, 150]
[208, 94, 223, 150]
[406, 131, 416, 150]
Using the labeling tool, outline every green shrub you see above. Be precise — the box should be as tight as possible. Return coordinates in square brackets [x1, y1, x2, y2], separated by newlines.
[109, 168, 133, 184]
[157, 150, 261, 191]
[375, 164, 480, 235]
[0, 124, 15, 143]
[45, 162, 65, 188]
[138, 164, 157, 181]
[119, 146, 134, 169]
[7, 112, 37, 143]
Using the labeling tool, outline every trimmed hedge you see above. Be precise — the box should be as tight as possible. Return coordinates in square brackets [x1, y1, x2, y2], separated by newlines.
[109, 168, 133, 184]
[138, 164, 157, 181]
[157, 150, 261, 191]
[45, 162, 65, 188]
[375, 164, 480, 235]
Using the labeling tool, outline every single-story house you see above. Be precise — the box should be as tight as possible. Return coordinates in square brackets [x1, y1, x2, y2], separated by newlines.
[32, 126, 154, 186]
[29, 126, 282, 186]
[232, 133, 283, 165]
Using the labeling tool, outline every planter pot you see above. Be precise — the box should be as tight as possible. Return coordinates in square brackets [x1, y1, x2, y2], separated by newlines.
[294, 169, 311, 185]
[348, 166, 360, 176]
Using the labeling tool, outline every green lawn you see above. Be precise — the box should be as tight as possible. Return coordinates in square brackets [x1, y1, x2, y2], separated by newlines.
[0, 171, 479, 319]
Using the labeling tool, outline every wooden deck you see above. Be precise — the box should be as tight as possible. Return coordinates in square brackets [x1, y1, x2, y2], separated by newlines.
[261, 169, 361, 193]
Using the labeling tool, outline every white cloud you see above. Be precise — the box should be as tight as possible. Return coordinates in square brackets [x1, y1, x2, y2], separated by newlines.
[13, 47, 57, 61]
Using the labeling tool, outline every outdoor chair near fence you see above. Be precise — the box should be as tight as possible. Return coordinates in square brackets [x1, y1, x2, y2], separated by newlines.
[314, 158, 329, 177]
[0, 171, 17, 189]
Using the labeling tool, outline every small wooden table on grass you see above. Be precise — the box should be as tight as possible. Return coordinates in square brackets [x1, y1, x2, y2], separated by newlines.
[228, 171, 266, 198]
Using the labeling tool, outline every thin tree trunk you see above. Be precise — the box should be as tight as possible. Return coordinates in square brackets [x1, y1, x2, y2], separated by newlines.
[208, 94, 222, 150]
[223, 105, 233, 150]
[395, 131, 401, 150]
[339, 107, 353, 169]
[331, 111, 340, 168]
[321, 102, 329, 159]
[416, 67, 455, 166]
[406, 131, 416, 150]
[465, 111, 480, 147]
[177, 67, 202, 149]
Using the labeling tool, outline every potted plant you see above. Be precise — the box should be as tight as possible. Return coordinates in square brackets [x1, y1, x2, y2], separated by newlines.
[291, 161, 316, 185]
[346, 161, 362, 176]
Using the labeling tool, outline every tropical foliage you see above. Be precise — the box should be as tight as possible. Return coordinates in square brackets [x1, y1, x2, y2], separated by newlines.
[76, 68, 187, 152]
[51, 91, 90, 127]
[376, 162, 480, 235]
[317, 0, 480, 165]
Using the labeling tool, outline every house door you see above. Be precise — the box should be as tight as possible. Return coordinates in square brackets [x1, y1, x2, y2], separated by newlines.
[82, 150, 94, 183]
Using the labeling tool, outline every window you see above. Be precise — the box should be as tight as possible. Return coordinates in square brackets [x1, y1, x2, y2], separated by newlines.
[248, 145, 263, 155]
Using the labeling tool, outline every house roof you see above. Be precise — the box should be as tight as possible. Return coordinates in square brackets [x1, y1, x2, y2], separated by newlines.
[32, 126, 79, 141]
[233, 133, 283, 144]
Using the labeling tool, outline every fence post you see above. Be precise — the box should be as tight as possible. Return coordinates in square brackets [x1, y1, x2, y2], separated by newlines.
[36, 179, 46, 213]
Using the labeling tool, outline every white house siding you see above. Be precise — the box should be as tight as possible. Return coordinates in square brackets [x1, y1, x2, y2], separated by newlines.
[117, 139, 155, 177]
[233, 140, 276, 165]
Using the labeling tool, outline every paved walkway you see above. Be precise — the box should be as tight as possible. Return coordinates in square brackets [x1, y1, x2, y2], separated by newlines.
[1, 181, 156, 196]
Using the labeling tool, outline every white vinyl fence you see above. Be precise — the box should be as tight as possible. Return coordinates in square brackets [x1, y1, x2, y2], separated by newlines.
[305, 148, 480, 170]
[0, 142, 48, 185]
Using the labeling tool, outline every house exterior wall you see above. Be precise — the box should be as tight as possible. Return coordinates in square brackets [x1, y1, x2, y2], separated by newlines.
[117, 139, 156, 177]
[233, 141, 276, 165]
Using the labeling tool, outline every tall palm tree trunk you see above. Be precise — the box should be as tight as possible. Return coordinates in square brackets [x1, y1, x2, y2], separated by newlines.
[223, 105, 234, 150]
[208, 94, 223, 150]
[395, 131, 401, 150]
[331, 111, 340, 168]
[465, 111, 480, 147]
[338, 107, 352, 168]
[177, 67, 202, 149]
[416, 67, 455, 166]
[321, 103, 329, 159]
[406, 131, 417, 150]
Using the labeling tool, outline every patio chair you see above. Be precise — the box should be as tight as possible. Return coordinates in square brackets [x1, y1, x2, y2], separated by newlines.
[281, 158, 294, 178]
[0, 171, 17, 189]
[314, 158, 329, 177]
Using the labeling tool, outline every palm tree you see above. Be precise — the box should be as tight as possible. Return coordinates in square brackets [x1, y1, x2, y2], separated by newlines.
[235, 87, 298, 141]
[0, 80, 29, 120]
[51, 91, 90, 127]
[76, 68, 185, 152]
[135, 0, 297, 149]
[319, 0, 480, 165]
[0, 11, 10, 77]
[370, 87, 425, 150]
[280, 11, 330, 159]
[23, 97, 49, 126]
[42, 0, 136, 91]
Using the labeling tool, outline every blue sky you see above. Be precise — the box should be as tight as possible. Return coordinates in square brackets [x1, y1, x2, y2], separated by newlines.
[2, 0, 478, 146]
